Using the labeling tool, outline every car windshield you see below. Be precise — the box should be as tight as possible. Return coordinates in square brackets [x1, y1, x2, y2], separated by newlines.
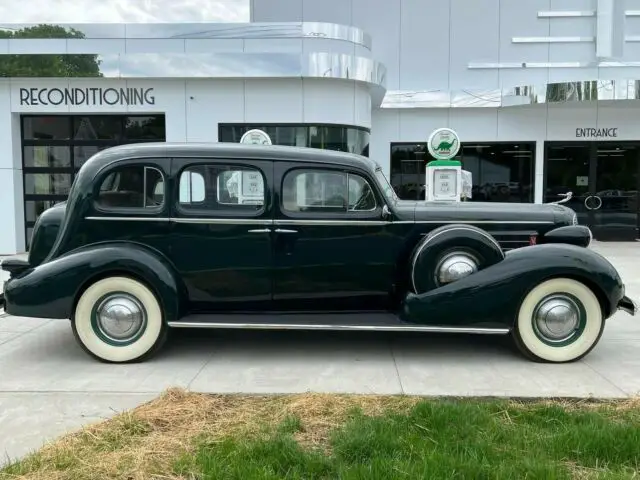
[374, 168, 398, 203]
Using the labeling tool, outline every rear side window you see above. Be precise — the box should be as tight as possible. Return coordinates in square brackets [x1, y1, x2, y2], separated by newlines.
[178, 164, 265, 212]
[96, 165, 164, 210]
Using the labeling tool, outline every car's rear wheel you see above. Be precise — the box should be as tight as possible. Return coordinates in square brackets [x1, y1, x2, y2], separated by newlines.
[72, 276, 167, 363]
[512, 278, 604, 363]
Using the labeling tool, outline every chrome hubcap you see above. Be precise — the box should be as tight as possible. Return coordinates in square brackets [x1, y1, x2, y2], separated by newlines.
[533, 294, 581, 343]
[95, 293, 146, 343]
[436, 252, 478, 285]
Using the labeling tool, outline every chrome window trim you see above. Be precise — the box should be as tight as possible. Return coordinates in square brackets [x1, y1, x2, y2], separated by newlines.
[84, 216, 555, 226]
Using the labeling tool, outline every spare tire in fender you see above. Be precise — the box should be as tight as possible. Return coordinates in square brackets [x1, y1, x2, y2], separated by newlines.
[409, 224, 505, 294]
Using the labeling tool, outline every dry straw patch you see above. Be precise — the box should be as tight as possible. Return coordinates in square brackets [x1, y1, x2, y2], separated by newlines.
[0, 388, 418, 480]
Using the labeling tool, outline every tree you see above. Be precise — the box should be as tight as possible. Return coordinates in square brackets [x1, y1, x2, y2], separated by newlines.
[0, 24, 102, 77]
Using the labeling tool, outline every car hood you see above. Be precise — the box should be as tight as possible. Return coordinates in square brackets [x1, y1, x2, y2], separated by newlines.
[396, 200, 575, 225]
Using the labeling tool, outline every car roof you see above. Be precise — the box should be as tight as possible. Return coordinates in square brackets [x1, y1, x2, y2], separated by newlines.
[81, 142, 381, 175]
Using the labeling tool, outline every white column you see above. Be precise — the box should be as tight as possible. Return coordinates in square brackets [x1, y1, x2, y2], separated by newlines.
[534, 139, 545, 204]
[0, 81, 25, 254]
[596, 0, 625, 59]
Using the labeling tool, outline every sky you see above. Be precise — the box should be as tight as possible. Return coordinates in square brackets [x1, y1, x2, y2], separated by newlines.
[0, 0, 250, 23]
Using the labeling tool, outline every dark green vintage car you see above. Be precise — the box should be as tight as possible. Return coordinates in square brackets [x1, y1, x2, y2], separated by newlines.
[0, 143, 635, 364]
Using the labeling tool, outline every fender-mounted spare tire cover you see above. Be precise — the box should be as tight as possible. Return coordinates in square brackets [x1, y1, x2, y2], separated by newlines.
[410, 224, 505, 294]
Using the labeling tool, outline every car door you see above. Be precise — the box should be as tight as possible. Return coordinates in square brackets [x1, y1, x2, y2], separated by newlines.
[272, 162, 400, 312]
[169, 157, 274, 313]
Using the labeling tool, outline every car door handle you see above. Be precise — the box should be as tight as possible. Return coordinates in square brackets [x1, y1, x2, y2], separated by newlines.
[247, 228, 271, 233]
[274, 228, 297, 233]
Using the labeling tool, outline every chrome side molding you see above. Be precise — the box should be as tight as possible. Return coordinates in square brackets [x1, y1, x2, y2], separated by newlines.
[167, 321, 510, 334]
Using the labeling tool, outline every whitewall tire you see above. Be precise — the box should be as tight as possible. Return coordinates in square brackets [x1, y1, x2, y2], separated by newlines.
[513, 278, 604, 363]
[72, 276, 167, 363]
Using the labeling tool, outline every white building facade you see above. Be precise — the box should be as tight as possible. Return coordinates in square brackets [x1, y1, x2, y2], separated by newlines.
[1, 0, 640, 253]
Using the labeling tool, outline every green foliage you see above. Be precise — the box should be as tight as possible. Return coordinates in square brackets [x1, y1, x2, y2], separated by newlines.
[175, 399, 640, 480]
[0, 24, 102, 77]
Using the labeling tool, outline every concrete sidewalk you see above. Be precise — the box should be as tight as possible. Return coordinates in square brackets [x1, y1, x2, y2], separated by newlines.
[1, 241, 639, 464]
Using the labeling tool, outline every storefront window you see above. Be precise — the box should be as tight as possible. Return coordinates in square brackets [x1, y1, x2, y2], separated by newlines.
[390, 142, 535, 203]
[21, 114, 166, 248]
[219, 124, 370, 157]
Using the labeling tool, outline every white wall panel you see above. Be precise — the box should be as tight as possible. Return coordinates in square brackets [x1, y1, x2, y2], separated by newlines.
[186, 79, 245, 142]
[302, 0, 352, 24]
[0, 82, 12, 171]
[351, 0, 401, 90]
[448, 109, 499, 141]
[497, 106, 548, 141]
[251, 0, 303, 21]
[302, 79, 367, 126]
[245, 79, 304, 123]
[448, 0, 500, 90]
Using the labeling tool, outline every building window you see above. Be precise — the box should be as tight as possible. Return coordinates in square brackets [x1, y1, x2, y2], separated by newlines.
[177, 164, 266, 213]
[21, 114, 166, 248]
[219, 124, 370, 157]
[390, 142, 535, 203]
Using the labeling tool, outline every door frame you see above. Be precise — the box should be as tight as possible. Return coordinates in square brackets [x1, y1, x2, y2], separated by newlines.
[543, 140, 640, 240]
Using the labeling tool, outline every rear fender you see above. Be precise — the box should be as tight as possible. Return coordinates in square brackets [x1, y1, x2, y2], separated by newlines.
[3, 242, 187, 321]
[400, 243, 625, 329]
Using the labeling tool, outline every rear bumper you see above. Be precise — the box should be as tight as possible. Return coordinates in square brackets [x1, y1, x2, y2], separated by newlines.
[618, 295, 637, 316]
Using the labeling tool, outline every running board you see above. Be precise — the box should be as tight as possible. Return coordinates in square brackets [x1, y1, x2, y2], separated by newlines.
[168, 313, 510, 335]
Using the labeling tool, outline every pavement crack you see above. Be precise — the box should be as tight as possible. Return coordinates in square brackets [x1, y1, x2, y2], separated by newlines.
[388, 339, 405, 395]
[583, 361, 630, 397]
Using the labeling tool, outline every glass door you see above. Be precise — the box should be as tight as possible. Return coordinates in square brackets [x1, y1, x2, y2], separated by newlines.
[544, 142, 640, 240]
[543, 142, 591, 226]
[591, 144, 640, 241]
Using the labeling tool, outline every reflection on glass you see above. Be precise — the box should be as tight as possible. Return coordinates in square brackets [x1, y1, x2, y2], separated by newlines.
[0, 25, 101, 78]
[24, 173, 72, 196]
[219, 124, 370, 157]
[73, 145, 112, 168]
[25, 200, 59, 223]
[125, 116, 166, 140]
[22, 116, 71, 140]
[23, 146, 71, 168]
[390, 143, 535, 203]
[73, 116, 123, 140]
[21, 114, 168, 249]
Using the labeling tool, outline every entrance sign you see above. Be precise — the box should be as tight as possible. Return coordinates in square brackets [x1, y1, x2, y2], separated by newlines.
[240, 129, 272, 145]
[427, 127, 461, 160]
[575, 127, 618, 138]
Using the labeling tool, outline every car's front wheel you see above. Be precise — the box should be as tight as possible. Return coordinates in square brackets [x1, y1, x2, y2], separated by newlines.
[512, 278, 604, 363]
[72, 276, 168, 363]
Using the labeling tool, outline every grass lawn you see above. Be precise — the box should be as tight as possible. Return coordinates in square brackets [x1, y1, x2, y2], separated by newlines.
[1, 388, 640, 479]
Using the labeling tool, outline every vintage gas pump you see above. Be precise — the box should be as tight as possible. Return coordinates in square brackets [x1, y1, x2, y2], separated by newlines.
[425, 127, 472, 202]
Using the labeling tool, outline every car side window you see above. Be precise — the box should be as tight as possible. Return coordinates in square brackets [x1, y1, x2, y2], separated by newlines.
[282, 169, 376, 213]
[178, 164, 265, 212]
[95, 165, 164, 210]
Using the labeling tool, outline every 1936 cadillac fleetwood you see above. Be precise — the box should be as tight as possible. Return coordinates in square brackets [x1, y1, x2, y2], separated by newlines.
[0, 142, 635, 364]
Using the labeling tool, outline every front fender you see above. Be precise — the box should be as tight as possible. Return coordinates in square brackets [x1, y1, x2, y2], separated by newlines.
[3, 242, 187, 322]
[401, 243, 625, 329]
